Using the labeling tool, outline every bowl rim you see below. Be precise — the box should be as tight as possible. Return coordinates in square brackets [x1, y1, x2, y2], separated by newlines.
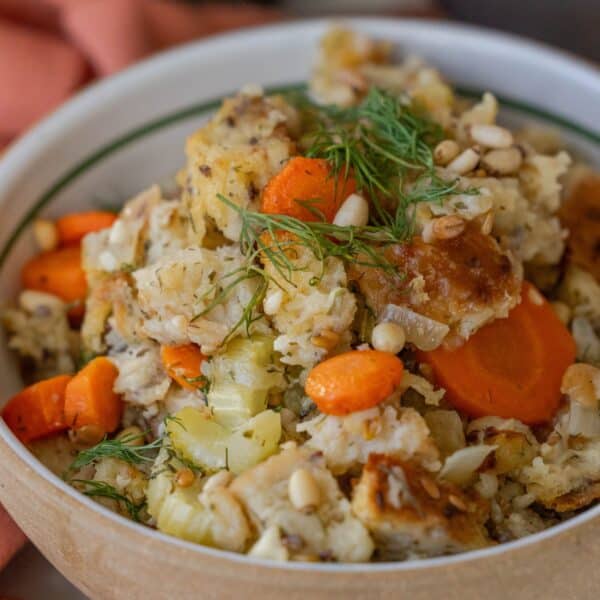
[1, 16, 599, 573]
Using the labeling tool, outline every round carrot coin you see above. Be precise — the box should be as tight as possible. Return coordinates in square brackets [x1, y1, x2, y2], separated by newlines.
[305, 350, 404, 415]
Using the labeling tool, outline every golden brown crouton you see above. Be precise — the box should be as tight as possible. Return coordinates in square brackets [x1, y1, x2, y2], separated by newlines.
[351, 454, 490, 559]
[348, 221, 521, 342]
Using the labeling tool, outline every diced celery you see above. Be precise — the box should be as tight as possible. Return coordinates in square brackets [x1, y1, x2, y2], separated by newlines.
[207, 335, 284, 426]
[166, 406, 281, 475]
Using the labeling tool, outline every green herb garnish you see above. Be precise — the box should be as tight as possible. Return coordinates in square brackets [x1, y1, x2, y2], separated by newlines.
[69, 433, 162, 471]
[72, 479, 146, 521]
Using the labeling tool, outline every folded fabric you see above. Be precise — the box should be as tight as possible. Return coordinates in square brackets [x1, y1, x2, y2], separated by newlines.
[0, 505, 26, 571]
[0, 0, 281, 146]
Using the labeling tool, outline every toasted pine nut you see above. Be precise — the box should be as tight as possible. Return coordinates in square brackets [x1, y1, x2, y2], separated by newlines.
[527, 286, 544, 306]
[333, 193, 369, 227]
[371, 322, 406, 354]
[481, 147, 523, 175]
[175, 468, 195, 488]
[448, 493, 468, 512]
[561, 363, 600, 409]
[420, 476, 441, 499]
[311, 329, 340, 351]
[33, 219, 58, 252]
[433, 140, 460, 166]
[19, 290, 63, 313]
[263, 289, 284, 315]
[551, 301, 571, 325]
[446, 148, 480, 175]
[423, 215, 466, 243]
[288, 468, 320, 513]
[481, 212, 494, 235]
[469, 124, 514, 149]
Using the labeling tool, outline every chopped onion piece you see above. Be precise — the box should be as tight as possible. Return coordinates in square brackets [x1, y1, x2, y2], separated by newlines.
[439, 445, 496, 486]
[380, 304, 449, 351]
[568, 403, 600, 438]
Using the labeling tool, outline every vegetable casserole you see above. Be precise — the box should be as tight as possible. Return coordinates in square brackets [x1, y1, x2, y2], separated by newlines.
[2, 27, 600, 564]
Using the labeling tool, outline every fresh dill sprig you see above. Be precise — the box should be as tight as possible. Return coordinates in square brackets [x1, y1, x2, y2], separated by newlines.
[290, 87, 471, 231]
[72, 479, 146, 522]
[69, 433, 162, 471]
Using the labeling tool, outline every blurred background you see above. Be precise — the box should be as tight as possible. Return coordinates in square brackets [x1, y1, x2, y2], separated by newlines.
[0, 0, 598, 598]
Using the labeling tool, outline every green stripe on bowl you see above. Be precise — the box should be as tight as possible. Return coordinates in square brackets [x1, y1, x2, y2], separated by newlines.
[0, 82, 598, 266]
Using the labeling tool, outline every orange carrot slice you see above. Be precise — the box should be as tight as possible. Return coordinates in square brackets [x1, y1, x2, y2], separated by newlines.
[418, 282, 576, 424]
[2, 375, 72, 443]
[64, 357, 122, 433]
[161, 344, 207, 390]
[21, 245, 87, 305]
[56, 210, 117, 246]
[305, 350, 404, 415]
[261, 156, 356, 222]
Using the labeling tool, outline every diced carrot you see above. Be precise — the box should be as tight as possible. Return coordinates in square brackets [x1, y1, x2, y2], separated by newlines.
[2, 375, 72, 443]
[56, 210, 117, 246]
[417, 282, 577, 424]
[305, 350, 404, 415]
[161, 344, 207, 390]
[64, 357, 122, 433]
[261, 156, 356, 222]
[21, 245, 87, 306]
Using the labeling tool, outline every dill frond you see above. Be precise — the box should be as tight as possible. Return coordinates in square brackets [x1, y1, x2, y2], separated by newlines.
[69, 434, 162, 471]
[72, 479, 146, 522]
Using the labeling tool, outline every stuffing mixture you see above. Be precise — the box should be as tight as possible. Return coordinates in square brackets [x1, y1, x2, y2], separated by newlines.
[3, 28, 600, 563]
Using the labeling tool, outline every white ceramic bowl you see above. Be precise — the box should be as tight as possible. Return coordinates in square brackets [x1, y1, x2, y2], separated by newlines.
[0, 18, 599, 600]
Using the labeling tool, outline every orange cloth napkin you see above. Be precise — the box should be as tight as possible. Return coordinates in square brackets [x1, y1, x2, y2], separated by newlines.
[0, 0, 281, 145]
[0, 0, 281, 570]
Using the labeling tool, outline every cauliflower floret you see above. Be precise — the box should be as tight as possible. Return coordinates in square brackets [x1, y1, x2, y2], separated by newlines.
[351, 454, 490, 559]
[297, 405, 440, 475]
[230, 445, 374, 562]
[180, 89, 297, 243]
[261, 233, 356, 369]
[133, 245, 267, 354]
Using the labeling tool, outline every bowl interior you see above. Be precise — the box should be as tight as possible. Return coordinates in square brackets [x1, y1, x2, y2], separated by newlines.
[0, 17, 599, 571]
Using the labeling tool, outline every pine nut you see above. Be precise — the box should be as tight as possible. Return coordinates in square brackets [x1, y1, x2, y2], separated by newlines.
[175, 468, 196, 488]
[333, 193, 369, 227]
[371, 322, 406, 354]
[311, 329, 340, 351]
[481, 212, 494, 235]
[446, 148, 480, 175]
[288, 468, 320, 513]
[19, 289, 63, 313]
[561, 363, 600, 409]
[433, 140, 460, 166]
[420, 476, 441, 499]
[481, 147, 523, 175]
[116, 426, 145, 446]
[551, 301, 571, 325]
[33, 219, 58, 252]
[469, 124, 514, 149]
[448, 493, 468, 512]
[263, 289, 284, 315]
[527, 286, 544, 306]
[423, 215, 466, 243]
